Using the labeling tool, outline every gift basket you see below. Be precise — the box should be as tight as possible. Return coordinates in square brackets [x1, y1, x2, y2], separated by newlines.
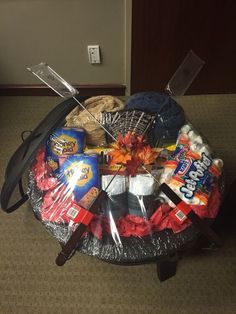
[1, 63, 224, 281]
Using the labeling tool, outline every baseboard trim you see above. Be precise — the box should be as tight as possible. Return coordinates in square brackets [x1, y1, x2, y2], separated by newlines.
[0, 84, 126, 96]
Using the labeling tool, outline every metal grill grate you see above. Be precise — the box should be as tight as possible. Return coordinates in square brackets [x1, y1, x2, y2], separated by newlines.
[101, 109, 156, 141]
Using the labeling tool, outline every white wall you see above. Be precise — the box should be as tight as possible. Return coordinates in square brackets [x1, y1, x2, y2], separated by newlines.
[0, 0, 132, 92]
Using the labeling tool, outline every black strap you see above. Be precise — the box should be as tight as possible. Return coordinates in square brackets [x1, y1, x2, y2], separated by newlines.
[160, 183, 223, 248]
[4, 189, 29, 213]
[22, 133, 42, 159]
[56, 190, 107, 266]
[19, 178, 25, 198]
[3, 178, 28, 213]
[21, 130, 33, 142]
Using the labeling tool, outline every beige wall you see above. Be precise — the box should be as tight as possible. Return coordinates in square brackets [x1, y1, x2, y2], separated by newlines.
[0, 0, 131, 92]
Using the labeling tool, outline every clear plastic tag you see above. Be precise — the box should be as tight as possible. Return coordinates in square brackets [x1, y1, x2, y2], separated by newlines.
[27, 62, 78, 98]
[165, 50, 205, 96]
[27, 62, 117, 141]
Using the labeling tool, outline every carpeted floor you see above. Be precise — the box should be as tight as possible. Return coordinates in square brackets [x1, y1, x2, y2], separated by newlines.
[0, 95, 235, 314]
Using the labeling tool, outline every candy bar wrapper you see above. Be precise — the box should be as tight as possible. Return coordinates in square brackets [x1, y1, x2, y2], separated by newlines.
[159, 124, 223, 207]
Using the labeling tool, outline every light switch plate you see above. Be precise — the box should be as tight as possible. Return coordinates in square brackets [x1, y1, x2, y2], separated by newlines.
[87, 45, 101, 64]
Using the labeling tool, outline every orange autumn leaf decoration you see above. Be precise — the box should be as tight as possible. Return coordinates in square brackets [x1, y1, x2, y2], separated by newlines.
[135, 145, 159, 165]
[108, 131, 159, 175]
[108, 148, 132, 165]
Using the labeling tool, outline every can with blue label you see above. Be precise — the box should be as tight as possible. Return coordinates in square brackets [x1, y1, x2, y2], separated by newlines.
[46, 127, 86, 173]
[59, 154, 100, 202]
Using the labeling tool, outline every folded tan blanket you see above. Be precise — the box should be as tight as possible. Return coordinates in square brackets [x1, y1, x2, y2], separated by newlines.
[66, 95, 124, 146]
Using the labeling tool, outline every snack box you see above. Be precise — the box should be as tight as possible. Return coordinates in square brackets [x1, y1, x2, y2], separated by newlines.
[59, 154, 100, 202]
[46, 127, 86, 172]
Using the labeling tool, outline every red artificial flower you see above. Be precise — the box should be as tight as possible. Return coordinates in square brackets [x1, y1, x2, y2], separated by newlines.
[125, 158, 142, 176]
